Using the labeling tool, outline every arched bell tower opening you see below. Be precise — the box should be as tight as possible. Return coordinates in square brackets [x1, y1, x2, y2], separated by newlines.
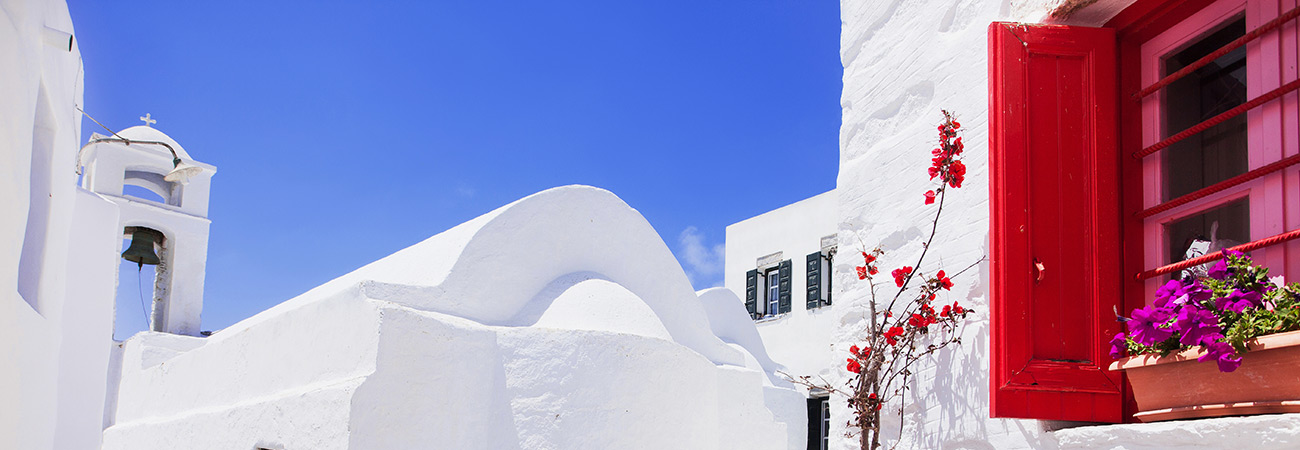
[113, 227, 164, 338]
[80, 120, 216, 337]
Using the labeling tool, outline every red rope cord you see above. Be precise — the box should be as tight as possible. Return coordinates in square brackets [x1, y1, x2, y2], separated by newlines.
[1134, 6, 1300, 100]
[1137, 153, 1300, 219]
[1135, 228, 1300, 280]
[1133, 78, 1300, 159]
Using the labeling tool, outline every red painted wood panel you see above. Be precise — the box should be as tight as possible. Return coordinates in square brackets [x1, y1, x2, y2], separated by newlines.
[989, 22, 1125, 422]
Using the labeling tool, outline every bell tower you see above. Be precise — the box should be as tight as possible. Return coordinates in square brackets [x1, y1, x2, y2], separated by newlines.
[78, 119, 216, 336]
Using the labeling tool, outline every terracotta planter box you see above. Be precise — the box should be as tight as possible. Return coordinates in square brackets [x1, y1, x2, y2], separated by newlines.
[1109, 330, 1300, 422]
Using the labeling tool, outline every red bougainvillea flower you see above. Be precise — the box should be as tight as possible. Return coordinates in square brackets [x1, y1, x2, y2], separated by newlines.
[936, 270, 953, 290]
[868, 393, 878, 401]
[862, 252, 876, 264]
[952, 302, 965, 315]
[856, 266, 869, 280]
[850, 345, 871, 358]
[869, 266, 879, 275]
[884, 326, 904, 345]
[846, 358, 861, 374]
[891, 266, 913, 287]
[947, 160, 967, 188]
[940, 305, 951, 318]
[908, 314, 926, 328]
[924, 190, 936, 205]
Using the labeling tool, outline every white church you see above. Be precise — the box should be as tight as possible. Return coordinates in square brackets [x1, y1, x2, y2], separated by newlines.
[6, 0, 1300, 449]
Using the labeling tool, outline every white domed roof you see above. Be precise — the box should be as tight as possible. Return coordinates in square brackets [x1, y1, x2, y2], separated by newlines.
[115, 125, 192, 160]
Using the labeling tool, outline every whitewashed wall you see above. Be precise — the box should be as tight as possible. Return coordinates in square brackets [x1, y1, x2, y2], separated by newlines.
[102, 186, 805, 450]
[53, 190, 120, 450]
[833, 0, 1067, 449]
[725, 191, 839, 383]
[0, 0, 98, 448]
[831, 1, 1300, 448]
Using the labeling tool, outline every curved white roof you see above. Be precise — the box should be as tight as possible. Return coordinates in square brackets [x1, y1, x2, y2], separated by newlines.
[225, 185, 746, 367]
[115, 125, 192, 160]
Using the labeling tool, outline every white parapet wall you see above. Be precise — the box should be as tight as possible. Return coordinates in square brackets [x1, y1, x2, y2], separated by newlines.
[102, 185, 805, 450]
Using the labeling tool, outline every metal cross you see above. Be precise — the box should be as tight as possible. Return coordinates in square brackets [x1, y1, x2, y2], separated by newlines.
[139, 113, 157, 127]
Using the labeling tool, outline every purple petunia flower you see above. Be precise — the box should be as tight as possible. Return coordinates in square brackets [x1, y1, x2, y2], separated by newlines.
[1198, 341, 1243, 372]
[1155, 280, 1182, 308]
[1214, 289, 1263, 313]
[1207, 258, 1229, 280]
[1109, 332, 1128, 359]
[1217, 353, 1244, 372]
[1176, 279, 1213, 304]
[1174, 306, 1222, 347]
[1126, 306, 1173, 346]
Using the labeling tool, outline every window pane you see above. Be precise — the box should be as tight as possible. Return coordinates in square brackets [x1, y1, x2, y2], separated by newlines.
[767, 270, 780, 315]
[821, 398, 829, 450]
[1166, 197, 1250, 274]
[1162, 18, 1247, 201]
[822, 256, 832, 305]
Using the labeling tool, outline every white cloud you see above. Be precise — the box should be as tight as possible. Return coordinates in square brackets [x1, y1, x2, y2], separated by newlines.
[678, 226, 725, 289]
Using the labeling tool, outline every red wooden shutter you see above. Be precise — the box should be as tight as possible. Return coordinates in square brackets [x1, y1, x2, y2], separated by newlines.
[988, 22, 1124, 423]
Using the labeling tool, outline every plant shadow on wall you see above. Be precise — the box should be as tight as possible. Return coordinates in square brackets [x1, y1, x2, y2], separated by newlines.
[784, 111, 984, 450]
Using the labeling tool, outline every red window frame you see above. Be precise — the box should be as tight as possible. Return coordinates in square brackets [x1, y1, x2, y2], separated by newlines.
[1124, 0, 1300, 303]
[991, 0, 1300, 423]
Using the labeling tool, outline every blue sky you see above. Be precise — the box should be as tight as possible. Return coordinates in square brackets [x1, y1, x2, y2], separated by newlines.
[67, 1, 841, 337]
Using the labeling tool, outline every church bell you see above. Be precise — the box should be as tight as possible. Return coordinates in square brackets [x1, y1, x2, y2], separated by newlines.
[121, 227, 164, 268]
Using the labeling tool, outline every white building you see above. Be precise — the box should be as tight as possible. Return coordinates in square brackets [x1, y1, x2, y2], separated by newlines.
[1, 2, 117, 448]
[727, 0, 1300, 448]
[8, 0, 1300, 448]
[724, 190, 839, 447]
[99, 185, 807, 450]
[824, 0, 1300, 448]
[3, 2, 805, 449]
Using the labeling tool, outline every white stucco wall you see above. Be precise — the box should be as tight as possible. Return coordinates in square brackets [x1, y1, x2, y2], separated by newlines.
[0, 0, 93, 448]
[831, 0, 1135, 449]
[725, 190, 839, 383]
[52, 189, 121, 450]
[102, 185, 805, 450]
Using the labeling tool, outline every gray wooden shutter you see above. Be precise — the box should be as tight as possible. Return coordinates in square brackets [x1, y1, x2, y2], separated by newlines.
[745, 269, 758, 318]
[778, 259, 792, 313]
[806, 252, 822, 309]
